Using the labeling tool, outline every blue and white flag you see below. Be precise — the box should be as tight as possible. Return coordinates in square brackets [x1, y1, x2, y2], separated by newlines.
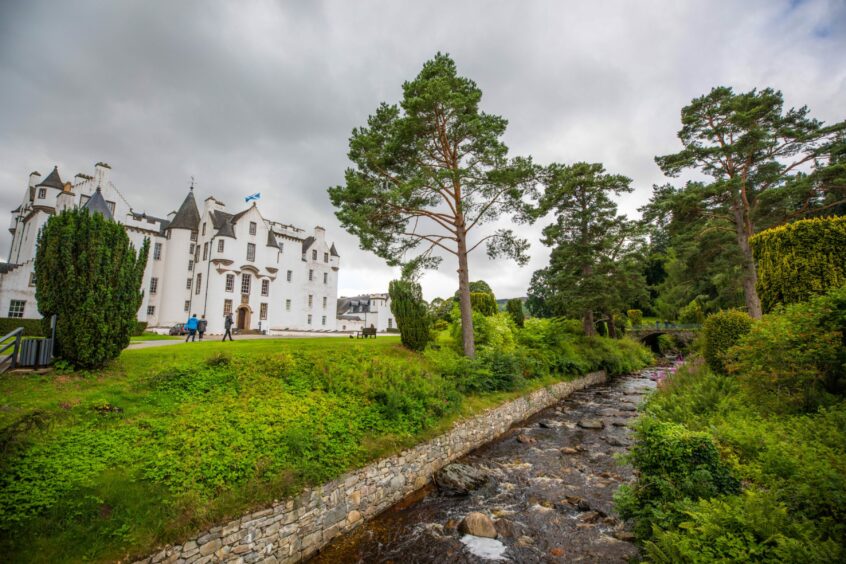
[245, 192, 261, 203]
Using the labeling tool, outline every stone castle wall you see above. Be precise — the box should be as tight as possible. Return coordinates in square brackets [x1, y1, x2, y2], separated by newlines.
[137, 370, 607, 564]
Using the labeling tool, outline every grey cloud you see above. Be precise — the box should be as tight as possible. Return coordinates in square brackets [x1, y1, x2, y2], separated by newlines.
[1, 0, 844, 302]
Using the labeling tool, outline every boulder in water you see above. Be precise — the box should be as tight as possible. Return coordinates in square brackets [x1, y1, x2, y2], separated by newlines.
[516, 433, 537, 444]
[577, 418, 605, 429]
[435, 463, 489, 495]
[459, 511, 498, 538]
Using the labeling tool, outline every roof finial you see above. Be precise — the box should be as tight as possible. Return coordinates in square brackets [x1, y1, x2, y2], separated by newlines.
[190, 176, 195, 191]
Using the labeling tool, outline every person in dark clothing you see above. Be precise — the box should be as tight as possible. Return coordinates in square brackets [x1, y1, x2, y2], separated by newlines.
[185, 314, 199, 342]
[197, 315, 207, 341]
[222, 313, 234, 341]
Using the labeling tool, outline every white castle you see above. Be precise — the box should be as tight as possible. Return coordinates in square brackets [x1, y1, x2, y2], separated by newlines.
[0, 163, 341, 334]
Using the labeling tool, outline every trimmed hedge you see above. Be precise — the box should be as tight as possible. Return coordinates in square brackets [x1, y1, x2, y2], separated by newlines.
[0, 318, 45, 338]
[388, 279, 429, 351]
[702, 310, 753, 374]
[751, 216, 846, 312]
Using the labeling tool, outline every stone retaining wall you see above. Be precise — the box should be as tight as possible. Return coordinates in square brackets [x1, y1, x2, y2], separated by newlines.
[137, 370, 607, 564]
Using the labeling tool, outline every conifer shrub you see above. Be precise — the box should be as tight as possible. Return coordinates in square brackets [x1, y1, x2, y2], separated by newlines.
[34, 209, 149, 368]
[627, 309, 643, 327]
[702, 310, 753, 374]
[469, 291, 498, 316]
[678, 299, 705, 324]
[751, 216, 846, 312]
[388, 279, 430, 351]
[506, 298, 525, 327]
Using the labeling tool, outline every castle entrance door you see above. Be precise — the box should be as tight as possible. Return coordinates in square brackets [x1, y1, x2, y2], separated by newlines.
[237, 306, 250, 330]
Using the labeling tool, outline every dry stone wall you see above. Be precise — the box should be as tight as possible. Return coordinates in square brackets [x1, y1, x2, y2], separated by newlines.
[137, 370, 607, 564]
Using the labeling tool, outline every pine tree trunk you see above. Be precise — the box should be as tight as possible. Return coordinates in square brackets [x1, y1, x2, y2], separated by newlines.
[583, 310, 595, 337]
[456, 228, 476, 358]
[732, 204, 763, 319]
[607, 312, 617, 339]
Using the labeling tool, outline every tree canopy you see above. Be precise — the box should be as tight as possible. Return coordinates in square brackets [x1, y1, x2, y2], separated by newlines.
[329, 53, 537, 356]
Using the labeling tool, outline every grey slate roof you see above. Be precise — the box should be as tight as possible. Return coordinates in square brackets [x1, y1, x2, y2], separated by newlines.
[330, 243, 339, 257]
[211, 210, 236, 238]
[337, 295, 374, 315]
[166, 190, 201, 231]
[302, 236, 315, 255]
[267, 230, 280, 248]
[37, 166, 64, 189]
[82, 187, 114, 220]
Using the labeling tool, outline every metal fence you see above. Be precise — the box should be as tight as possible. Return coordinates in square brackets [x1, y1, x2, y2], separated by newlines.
[0, 315, 56, 373]
[0, 327, 23, 373]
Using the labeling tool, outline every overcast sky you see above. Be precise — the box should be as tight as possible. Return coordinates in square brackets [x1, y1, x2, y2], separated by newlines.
[1, 0, 844, 300]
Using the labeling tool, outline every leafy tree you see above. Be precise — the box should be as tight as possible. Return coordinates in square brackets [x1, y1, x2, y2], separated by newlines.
[506, 298, 525, 328]
[656, 86, 845, 318]
[34, 208, 149, 368]
[529, 162, 646, 336]
[328, 53, 537, 357]
[469, 292, 497, 316]
[388, 279, 430, 351]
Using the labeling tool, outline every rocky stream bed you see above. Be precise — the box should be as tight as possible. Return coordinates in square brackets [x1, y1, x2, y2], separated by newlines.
[310, 367, 667, 563]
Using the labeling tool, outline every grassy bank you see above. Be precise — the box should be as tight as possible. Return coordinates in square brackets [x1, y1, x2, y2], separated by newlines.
[1, 326, 650, 562]
[617, 287, 846, 562]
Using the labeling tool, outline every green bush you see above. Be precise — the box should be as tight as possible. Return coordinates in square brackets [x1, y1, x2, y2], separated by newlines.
[678, 299, 704, 324]
[0, 318, 45, 337]
[132, 322, 148, 336]
[469, 292, 498, 316]
[627, 309, 643, 327]
[751, 216, 846, 312]
[702, 310, 753, 374]
[34, 209, 149, 368]
[616, 418, 741, 540]
[728, 284, 846, 412]
[506, 298, 525, 328]
[388, 279, 430, 351]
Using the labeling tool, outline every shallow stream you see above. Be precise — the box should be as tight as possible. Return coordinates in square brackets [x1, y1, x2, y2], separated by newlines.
[312, 367, 665, 563]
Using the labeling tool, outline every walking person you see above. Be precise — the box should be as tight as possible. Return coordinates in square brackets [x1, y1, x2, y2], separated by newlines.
[222, 313, 234, 341]
[197, 315, 207, 341]
[185, 313, 199, 342]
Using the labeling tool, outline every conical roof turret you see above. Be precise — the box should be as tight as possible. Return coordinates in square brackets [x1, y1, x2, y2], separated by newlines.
[166, 187, 201, 231]
[37, 166, 64, 189]
[82, 187, 114, 220]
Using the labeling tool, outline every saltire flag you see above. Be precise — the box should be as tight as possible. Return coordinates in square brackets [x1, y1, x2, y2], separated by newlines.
[245, 192, 261, 203]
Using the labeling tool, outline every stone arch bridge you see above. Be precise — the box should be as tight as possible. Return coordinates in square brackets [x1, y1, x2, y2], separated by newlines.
[628, 324, 701, 351]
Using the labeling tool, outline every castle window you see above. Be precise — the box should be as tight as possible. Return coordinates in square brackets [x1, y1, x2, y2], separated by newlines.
[225, 274, 235, 292]
[286, 270, 292, 282]
[188, 260, 194, 271]
[388, 318, 393, 329]
[190, 232, 198, 242]
[322, 315, 326, 326]
[153, 242, 162, 260]
[260, 303, 268, 320]
[308, 294, 313, 307]
[189, 243, 195, 255]
[186, 278, 192, 290]
[80, 194, 90, 206]
[322, 296, 327, 309]
[307, 314, 312, 325]
[202, 222, 206, 236]
[324, 252, 328, 263]
[7, 300, 25, 318]
[38, 188, 47, 199]
[261, 279, 269, 296]
[247, 243, 256, 262]
[309, 269, 313, 281]
[241, 274, 251, 295]
[249, 222, 257, 235]
[312, 249, 317, 261]
[147, 305, 155, 316]
[323, 272, 328, 284]
[184, 300, 190, 312]
[195, 273, 202, 295]
[150, 277, 158, 294]
[217, 239, 224, 253]
[106, 201, 116, 215]
[224, 299, 232, 316]
[202, 243, 208, 261]
[285, 299, 291, 311]
[28, 272, 36, 287]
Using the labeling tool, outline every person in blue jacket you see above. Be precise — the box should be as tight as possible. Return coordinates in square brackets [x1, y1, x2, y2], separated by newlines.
[185, 314, 199, 342]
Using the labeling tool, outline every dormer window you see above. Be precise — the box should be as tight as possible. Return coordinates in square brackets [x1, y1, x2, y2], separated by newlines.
[249, 222, 257, 235]
[202, 222, 206, 236]
[312, 249, 317, 261]
[324, 252, 328, 263]
[38, 188, 47, 199]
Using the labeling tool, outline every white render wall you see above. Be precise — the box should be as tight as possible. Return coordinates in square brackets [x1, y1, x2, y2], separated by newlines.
[0, 164, 342, 334]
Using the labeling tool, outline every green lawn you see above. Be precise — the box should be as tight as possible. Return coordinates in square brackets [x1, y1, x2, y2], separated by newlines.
[129, 332, 182, 342]
[0, 331, 651, 562]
